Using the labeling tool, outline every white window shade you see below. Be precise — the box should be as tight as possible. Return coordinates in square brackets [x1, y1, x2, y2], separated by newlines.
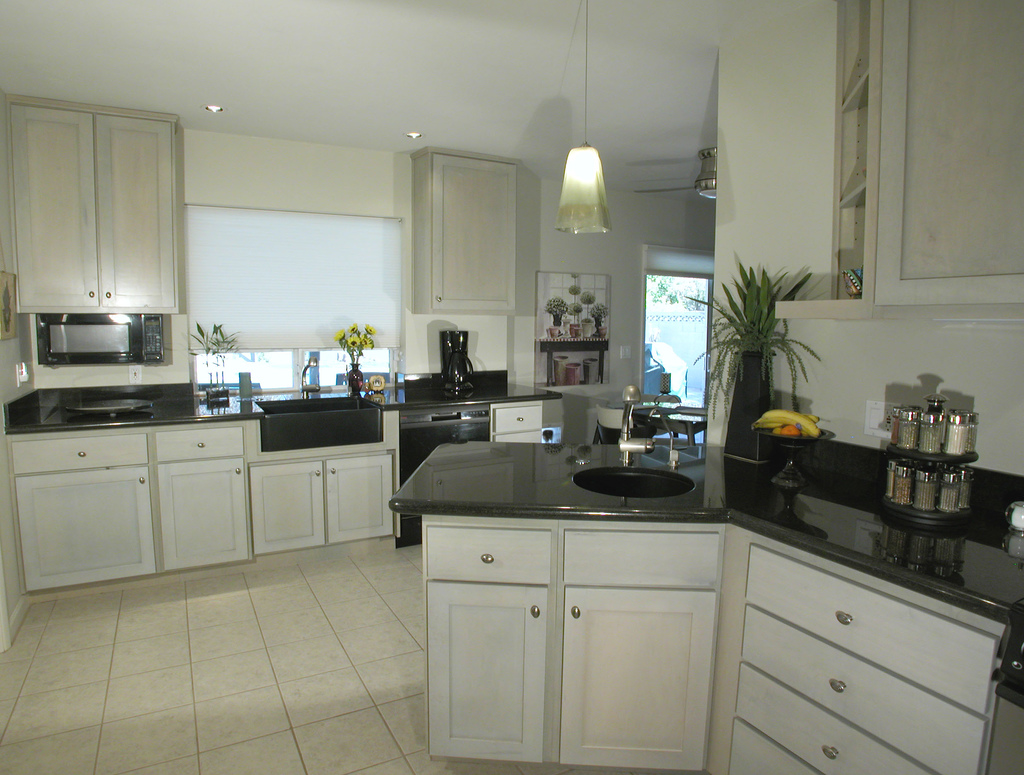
[186, 205, 401, 350]
[643, 245, 714, 278]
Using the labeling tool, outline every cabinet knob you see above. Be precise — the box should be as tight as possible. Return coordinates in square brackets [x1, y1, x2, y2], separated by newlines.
[835, 610, 854, 626]
[829, 678, 847, 693]
[235, 467, 241, 474]
[314, 469, 321, 476]
[138, 476, 146, 484]
[105, 291, 112, 299]
[330, 468, 336, 474]
[530, 605, 540, 618]
[436, 295, 442, 302]
[480, 553, 494, 564]
[571, 606, 581, 619]
[197, 442, 205, 448]
[517, 416, 524, 422]
[88, 291, 96, 298]
[78, 451, 87, 457]
[821, 745, 839, 760]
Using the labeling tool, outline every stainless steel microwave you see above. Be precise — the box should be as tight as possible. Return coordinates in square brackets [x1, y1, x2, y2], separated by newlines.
[36, 314, 165, 365]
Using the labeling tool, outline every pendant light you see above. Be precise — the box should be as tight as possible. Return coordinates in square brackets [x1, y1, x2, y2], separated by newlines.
[694, 147, 717, 199]
[556, 0, 611, 233]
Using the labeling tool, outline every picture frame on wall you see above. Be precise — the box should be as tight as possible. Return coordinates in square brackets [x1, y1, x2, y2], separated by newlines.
[535, 271, 610, 387]
[0, 271, 15, 341]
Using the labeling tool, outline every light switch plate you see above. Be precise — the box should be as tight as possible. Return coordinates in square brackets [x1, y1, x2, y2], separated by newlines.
[620, 345, 631, 359]
[864, 400, 894, 439]
[128, 365, 142, 384]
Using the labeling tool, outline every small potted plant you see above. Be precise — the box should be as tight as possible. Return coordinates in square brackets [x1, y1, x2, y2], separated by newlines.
[590, 302, 608, 337]
[190, 322, 239, 405]
[567, 302, 583, 337]
[335, 323, 376, 394]
[545, 297, 568, 336]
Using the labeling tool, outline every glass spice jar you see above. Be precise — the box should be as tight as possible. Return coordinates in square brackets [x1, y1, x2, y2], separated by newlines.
[918, 411, 944, 454]
[896, 407, 921, 450]
[937, 411, 970, 452]
[890, 461, 914, 505]
[913, 467, 938, 511]
[964, 411, 979, 453]
[958, 467, 974, 510]
[938, 468, 962, 512]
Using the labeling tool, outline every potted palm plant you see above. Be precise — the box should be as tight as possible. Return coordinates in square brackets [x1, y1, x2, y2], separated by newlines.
[695, 262, 819, 461]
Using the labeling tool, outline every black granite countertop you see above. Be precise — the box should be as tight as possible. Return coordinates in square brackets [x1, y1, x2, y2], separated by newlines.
[390, 440, 1024, 623]
[4, 375, 560, 434]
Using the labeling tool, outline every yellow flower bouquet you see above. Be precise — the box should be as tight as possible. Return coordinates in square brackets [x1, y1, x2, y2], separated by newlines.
[334, 323, 376, 368]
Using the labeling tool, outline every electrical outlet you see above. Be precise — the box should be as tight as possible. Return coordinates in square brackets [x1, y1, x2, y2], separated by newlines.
[864, 400, 895, 439]
[15, 362, 28, 387]
[620, 345, 631, 359]
[128, 365, 142, 384]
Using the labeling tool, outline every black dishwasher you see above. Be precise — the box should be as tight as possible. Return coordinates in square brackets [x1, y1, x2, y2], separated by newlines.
[396, 406, 490, 546]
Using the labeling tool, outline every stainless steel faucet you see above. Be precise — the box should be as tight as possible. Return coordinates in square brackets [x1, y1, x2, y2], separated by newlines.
[300, 355, 320, 395]
[619, 385, 654, 464]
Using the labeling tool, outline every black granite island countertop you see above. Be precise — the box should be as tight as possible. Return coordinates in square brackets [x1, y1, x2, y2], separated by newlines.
[390, 440, 1024, 623]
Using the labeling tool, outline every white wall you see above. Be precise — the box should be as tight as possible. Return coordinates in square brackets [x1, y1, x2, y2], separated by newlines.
[717, 0, 1024, 476]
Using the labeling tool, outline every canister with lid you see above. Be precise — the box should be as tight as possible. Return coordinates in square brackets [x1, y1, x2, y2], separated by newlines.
[944, 410, 978, 455]
[896, 407, 921, 450]
[958, 467, 973, 510]
[917, 394, 947, 454]
[889, 461, 914, 505]
[938, 468, 962, 513]
[913, 467, 938, 511]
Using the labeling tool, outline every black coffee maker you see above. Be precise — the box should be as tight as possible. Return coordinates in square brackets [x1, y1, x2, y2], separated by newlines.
[440, 330, 474, 396]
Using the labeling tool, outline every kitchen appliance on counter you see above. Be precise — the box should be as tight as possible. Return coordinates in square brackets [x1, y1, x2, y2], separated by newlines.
[36, 313, 164, 365]
[397, 403, 490, 546]
[440, 330, 474, 396]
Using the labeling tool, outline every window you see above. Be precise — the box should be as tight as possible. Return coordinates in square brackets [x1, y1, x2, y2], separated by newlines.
[194, 348, 393, 392]
[641, 246, 713, 407]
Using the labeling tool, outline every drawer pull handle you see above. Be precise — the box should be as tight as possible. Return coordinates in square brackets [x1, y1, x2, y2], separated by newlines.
[78, 451, 87, 457]
[138, 476, 146, 484]
[571, 606, 581, 619]
[89, 291, 96, 298]
[835, 610, 854, 626]
[530, 605, 540, 618]
[105, 291, 112, 299]
[197, 442, 205, 448]
[235, 468, 241, 474]
[481, 553, 494, 564]
[517, 416, 524, 422]
[822, 745, 839, 760]
[829, 678, 847, 693]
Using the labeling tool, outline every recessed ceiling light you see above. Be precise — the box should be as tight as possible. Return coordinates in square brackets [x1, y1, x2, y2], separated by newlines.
[405, 131, 422, 139]
[204, 105, 224, 114]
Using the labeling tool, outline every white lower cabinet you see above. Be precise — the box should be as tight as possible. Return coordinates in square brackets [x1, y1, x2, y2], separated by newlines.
[426, 580, 548, 761]
[423, 519, 722, 770]
[325, 454, 393, 542]
[250, 451, 394, 554]
[157, 458, 248, 569]
[560, 585, 716, 770]
[16, 466, 155, 589]
[730, 718, 821, 775]
[250, 460, 327, 553]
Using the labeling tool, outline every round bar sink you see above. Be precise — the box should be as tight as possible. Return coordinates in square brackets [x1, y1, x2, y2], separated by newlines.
[572, 467, 695, 498]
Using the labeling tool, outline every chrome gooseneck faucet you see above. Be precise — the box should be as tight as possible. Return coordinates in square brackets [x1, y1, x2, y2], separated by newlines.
[301, 356, 320, 395]
[619, 384, 654, 464]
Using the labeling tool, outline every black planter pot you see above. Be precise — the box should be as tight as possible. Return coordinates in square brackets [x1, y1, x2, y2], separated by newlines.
[724, 351, 772, 463]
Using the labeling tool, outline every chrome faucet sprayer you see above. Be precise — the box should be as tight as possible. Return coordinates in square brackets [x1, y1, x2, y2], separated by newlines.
[619, 384, 653, 464]
[301, 356, 320, 395]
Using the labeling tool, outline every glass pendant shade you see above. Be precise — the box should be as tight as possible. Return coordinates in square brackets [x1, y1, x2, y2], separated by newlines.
[556, 144, 611, 234]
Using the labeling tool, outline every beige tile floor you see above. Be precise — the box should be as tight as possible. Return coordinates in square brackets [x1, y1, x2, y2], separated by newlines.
[0, 543, 640, 775]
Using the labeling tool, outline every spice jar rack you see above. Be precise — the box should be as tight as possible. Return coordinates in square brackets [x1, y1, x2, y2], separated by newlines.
[881, 394, 978, 526]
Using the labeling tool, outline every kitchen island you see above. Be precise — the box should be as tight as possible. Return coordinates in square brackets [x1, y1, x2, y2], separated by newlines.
[391, 440, 1021, 775]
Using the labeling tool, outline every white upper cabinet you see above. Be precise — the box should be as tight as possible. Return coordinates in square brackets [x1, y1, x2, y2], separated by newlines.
[873, 0, 1024, 309]
[9, 98, 180, 313]
[412, 149, 517, 314]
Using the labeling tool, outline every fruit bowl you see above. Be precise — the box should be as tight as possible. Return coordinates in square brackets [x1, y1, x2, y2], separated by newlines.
[755, 428, 835, 491]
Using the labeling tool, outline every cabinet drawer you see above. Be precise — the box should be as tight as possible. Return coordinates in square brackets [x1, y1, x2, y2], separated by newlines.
[425, 525, 552, 584]
[737, 663, 932, 775]
[742, 605, 988, 775]
[564, 529, 720, 587]
[730, 719, 821, 775]
[492, 404, 542, 434]
[155, 426, 244, 461]
[746, 545, 998, 713]
[12, 433, 148, 474]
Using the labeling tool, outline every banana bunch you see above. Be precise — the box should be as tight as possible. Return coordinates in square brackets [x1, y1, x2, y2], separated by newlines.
[752, 409, 822, 438]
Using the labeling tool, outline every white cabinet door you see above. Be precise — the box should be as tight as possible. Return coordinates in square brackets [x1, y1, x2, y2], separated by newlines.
[426, 580, 547, 762]
[95, 114, 177, 310]
[16, 466, 155, 589]
[158, 457, 248, 570]
[250, 460, 325, 553]
[560, 585, 717, 770]
[413, 150, 517, 313]
[324, 453, 394, 543]
[10, 104, 100, 309]
[730, 718, 822, 775]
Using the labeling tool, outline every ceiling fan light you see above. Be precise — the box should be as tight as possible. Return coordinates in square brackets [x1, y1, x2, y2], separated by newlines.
[694, 146, 717, 199]
[556, 144, 611, 234]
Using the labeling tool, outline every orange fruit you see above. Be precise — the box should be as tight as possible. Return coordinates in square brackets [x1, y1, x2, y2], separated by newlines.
[777, 424, 802, 436]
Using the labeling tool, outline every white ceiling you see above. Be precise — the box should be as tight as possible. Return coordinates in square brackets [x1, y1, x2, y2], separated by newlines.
[0, 0, 800, 196]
